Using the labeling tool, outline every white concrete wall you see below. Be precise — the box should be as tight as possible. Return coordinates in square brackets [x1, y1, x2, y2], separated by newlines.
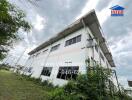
[24, 27, 112, 86]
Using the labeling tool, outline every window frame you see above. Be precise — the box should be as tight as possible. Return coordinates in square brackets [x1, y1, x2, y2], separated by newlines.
[65, 35, 81, 47]
[57, 66, 79, 80]
[50, 44, 60, 52]
[95, 45, 98, 52]
[41, 67, 53, 76]
[100, 52, 104, 62]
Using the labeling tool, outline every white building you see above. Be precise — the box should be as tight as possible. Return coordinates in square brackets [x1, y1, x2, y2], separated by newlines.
[24, 10, 115, 86]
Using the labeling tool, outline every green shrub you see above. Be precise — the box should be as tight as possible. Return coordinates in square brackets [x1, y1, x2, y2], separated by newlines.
[0, 64, 10, 71]
[20, 74, 55, 89]
[13, 65, 132, 100]
[50, 66, 132, 100]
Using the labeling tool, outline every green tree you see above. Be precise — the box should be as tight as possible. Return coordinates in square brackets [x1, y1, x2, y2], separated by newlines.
[0, 0, 30, 60]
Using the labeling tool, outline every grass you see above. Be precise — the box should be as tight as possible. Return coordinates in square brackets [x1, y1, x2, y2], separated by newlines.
[0, 70, 54, 100]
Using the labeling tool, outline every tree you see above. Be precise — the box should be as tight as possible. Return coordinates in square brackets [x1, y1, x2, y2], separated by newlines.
[0, 0, 30, 60]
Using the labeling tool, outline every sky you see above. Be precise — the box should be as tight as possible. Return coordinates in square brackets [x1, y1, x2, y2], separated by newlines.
[5, 0, 132, 88]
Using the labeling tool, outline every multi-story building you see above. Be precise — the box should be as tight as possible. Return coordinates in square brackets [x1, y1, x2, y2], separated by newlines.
[24, 10, 115, 86]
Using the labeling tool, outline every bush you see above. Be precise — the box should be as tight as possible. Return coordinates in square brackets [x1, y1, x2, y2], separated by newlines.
[0, 64, 10, 70]
[50, 66, 132, 100]
[13, 65, 132, 100]
[21, 74, 55, 89]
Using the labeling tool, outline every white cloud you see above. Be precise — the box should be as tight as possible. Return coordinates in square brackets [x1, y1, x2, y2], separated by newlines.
[56, 0, 71, 9]
[109, 32, 132, 67]
[75, 0, 100, 20]
[109, 32, 132, 88]
[97, 7, 110, 25]
[96, 0, 121, 25]
[74, 0, 120, 25]
[110, 32, 132, 55]
[33, 14, 46, 31]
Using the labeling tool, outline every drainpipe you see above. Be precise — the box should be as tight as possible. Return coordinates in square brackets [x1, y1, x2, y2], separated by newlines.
[81, 19, 91, 67]
[39, 42, 53, 79]
[81, 19, 95, 67]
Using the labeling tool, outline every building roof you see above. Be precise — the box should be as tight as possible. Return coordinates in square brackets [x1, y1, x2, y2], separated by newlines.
[128, 81, 132, 87]
[110, 5, 125, 10]
[28, 10, 116, 67]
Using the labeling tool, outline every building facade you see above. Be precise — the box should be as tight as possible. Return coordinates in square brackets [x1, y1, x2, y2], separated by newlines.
[24, 10, 115, 86]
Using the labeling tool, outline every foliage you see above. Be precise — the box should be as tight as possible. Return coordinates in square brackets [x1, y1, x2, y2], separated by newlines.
[0, 63, 11, 70]
[0, 67, 132, 100]
[0, 0, 30, 60]
[21, 74, 55, 89]
[50, 66, 132, 100]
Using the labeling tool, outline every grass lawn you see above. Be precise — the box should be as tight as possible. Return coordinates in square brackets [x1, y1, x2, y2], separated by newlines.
[0, 70, 53, 100]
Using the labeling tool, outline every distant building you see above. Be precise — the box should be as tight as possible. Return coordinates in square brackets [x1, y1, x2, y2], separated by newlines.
[124, 81, 132, 97]
[128, 81, 132, 87]
[110, 5, 125, 16]
[24, 10, 115, 86]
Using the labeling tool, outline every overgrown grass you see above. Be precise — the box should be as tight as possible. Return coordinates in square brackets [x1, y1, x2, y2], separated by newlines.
[0, 67, 132, 100]
[0, 70, 54, 100]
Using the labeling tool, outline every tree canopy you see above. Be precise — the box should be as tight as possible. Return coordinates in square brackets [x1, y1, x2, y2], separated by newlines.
[0, 0, 30, 60]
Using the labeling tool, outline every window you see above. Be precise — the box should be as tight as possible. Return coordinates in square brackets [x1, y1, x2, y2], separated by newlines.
[28, 67, 33, 73]
[65, 35, 81, 46]
[35, 52, 40, 57]
[29, 56, 31, 59]
[57, 66, 79, 80]
[89, 34, 92, 40]
[43, 49, 48, 53]
[24, 67, 28, 72]
[50, 44, 60, 52]
[88, 34, 93, 46]
[41, 67, 52, 76]
[95, 45, 98, 52]
[76, 35, 81, 42]
[100, 52, 104, 61]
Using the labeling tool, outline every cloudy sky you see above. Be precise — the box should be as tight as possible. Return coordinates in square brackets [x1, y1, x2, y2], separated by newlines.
[6, 0, 132, 88]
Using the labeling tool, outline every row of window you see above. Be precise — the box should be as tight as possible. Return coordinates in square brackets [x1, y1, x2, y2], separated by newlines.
[31, 34, 105, 64]
[30, 35, 82, 58]
[50, 35, 81, 52]
[41, 66, 79, 80]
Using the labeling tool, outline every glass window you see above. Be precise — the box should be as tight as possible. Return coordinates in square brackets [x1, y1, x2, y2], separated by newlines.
[95, 45, 98, 52]
[89, 34, 93, 46]
[76, 35, 81, 42]
[50, 44, 60, 52]
[43, 49, 48, 53]
[28, 67, 33, 73]
[100, 52, 104, 61]
[41, 67, 52, 76]
[72, 37, 76, 44]
[57, 66, 79, 80]
[65, 35, 81, 46]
